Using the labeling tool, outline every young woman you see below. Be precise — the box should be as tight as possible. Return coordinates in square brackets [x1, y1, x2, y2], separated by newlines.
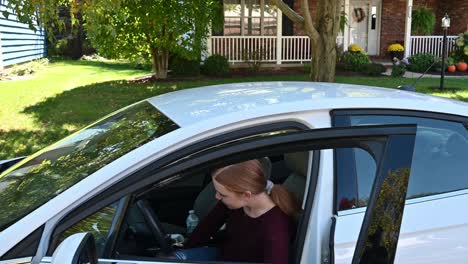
[185, 159, 300, 263]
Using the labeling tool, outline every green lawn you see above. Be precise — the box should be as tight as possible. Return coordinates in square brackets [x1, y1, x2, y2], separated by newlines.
[0, 59, 467, 159]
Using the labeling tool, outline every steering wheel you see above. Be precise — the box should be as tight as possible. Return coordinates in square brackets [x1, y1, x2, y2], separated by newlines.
[136, 199, 173, 254]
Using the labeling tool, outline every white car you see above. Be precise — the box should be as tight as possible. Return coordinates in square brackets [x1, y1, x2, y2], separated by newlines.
[0, 82, 467, 264]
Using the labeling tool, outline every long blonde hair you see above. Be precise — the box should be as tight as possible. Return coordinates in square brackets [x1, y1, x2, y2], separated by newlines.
[213, 159, 300, 220]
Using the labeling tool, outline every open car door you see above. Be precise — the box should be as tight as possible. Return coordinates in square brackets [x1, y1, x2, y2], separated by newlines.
[47, 124, 417, 264]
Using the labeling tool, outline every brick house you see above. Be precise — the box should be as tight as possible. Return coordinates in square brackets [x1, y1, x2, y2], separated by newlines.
[208, 0, 467, 64]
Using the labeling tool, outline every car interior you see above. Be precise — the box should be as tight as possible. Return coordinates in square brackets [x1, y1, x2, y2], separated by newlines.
[112, 151, 311, 262]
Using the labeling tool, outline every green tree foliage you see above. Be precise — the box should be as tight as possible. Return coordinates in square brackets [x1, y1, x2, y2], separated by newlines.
[3, 0, 222, 79]
[411, 7, 435, 35]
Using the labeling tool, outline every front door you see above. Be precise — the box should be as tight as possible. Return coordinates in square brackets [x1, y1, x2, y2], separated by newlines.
[348, 0, 381, 55]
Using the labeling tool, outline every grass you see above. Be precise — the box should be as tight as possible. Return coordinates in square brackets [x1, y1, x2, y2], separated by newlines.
[0, 59, 149, 131]
[0, 59, 467, 160]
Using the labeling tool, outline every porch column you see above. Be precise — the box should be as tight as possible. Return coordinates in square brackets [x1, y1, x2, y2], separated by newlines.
[207, 26, 213, 57]
[404, 0, 413, 58]
[343, 0, 350, 51]
[276, 8, 282, 64]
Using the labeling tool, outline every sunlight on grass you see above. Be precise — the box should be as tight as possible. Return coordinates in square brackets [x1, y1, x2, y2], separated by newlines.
[0, 59, 150, 131]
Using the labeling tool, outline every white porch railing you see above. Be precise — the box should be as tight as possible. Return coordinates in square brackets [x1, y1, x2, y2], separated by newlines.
[209, 36, 278, 62]
[209, 36, 318, 64]
[409, 35, 458, 57]
[281, 36, 310, 62]
[208, 36, 346, 64]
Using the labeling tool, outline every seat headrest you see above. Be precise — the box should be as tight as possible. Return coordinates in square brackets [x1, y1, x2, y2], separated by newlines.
[445, 133, 467, 157]
[284, 152, 310, 178]
[258, 157, 272, 179]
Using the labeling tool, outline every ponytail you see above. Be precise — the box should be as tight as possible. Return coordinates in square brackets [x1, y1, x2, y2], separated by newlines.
[213, 159, 301, 221]
[269, 184, 300, 221]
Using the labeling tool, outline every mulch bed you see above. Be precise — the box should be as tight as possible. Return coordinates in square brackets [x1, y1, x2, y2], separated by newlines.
[427, 70, 468, 77]
[129, 67, 309, 83]
[129, 66, 376, 84]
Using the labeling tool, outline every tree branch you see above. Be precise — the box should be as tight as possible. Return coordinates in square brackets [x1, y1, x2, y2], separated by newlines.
[300, 0, 320, 41]
[271, 0, 304, 26]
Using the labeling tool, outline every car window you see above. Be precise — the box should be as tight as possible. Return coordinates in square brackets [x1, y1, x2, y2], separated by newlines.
[0, 101, 179, 231]
[56, 202, 119, 257]
[0, 226, 44, 260]
[335, 114, 468, 210]
[336, 147, 376, 210]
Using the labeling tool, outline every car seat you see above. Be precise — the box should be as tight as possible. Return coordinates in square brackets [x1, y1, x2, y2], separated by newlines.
[281, 151, 311, 264]
[282, 151, 311, 205]
[444, 132, 467, 159]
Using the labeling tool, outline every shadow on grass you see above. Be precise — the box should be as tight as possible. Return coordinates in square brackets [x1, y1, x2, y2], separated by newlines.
[20, 75, 310, 131]
[0, 128, 70, 160]
[1, 80, 176, 159]
[52, 59, 150, 75]
[22, 80, 179, 129]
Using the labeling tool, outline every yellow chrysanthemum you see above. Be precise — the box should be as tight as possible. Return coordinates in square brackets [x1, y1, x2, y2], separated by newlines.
[348, 44, 363, 52]
[387, 44, 404, 52]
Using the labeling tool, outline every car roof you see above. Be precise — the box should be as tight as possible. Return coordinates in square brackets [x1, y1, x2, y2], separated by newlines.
[147, 82, 468, 127]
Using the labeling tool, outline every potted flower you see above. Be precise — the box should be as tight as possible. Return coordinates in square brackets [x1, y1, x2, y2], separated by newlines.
[348, 44, 363, 53]
[387, 43, 405, 60]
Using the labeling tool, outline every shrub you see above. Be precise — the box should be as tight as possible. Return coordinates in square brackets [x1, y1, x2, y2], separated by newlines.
[170, 56, 200, 77]
[408, 53, 435, 72]
[242, 48, 265, 73]
[201, 54, 230, 76]
[51, 38, 69, 57]
[411, 7, 436, 35]
[451, 32, 468, 63]
[129, 57, 152, 71]
[339, 51, 370, 72]
[432, 57, 455, 71]
[391, 64, 406, 77]
[361, 63, 387, 76]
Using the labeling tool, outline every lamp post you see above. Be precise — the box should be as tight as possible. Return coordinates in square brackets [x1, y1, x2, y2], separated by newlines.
[440, 14, 450, 90]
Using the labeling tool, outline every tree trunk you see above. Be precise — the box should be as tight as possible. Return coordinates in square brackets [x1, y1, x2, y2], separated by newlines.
[151, 48, 169, 79]
[309, 0, 340, 82]
[272, 0, 340, 82]
[310, 34, 337, 82]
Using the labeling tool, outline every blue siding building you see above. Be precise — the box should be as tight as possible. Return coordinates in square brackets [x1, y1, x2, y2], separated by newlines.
[0, 1, 46, 69]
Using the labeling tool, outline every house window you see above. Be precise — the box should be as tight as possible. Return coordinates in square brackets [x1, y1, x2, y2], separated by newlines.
[224, 0, 277, 36]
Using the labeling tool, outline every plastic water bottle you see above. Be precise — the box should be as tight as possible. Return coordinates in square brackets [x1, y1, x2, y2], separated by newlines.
[186, 210, 199, 234]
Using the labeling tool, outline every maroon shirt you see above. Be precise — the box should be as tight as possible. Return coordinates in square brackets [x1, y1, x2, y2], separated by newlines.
[185, 202, 293, 264]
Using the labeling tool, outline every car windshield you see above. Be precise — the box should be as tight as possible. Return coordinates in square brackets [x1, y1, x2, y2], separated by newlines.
[0, 101, 179, 231]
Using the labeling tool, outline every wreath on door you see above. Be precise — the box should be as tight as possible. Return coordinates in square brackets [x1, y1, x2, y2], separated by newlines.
[353, 8, 366, 23]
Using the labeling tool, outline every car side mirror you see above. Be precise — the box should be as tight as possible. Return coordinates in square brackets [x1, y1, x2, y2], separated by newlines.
[51, 233, 98, 264]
